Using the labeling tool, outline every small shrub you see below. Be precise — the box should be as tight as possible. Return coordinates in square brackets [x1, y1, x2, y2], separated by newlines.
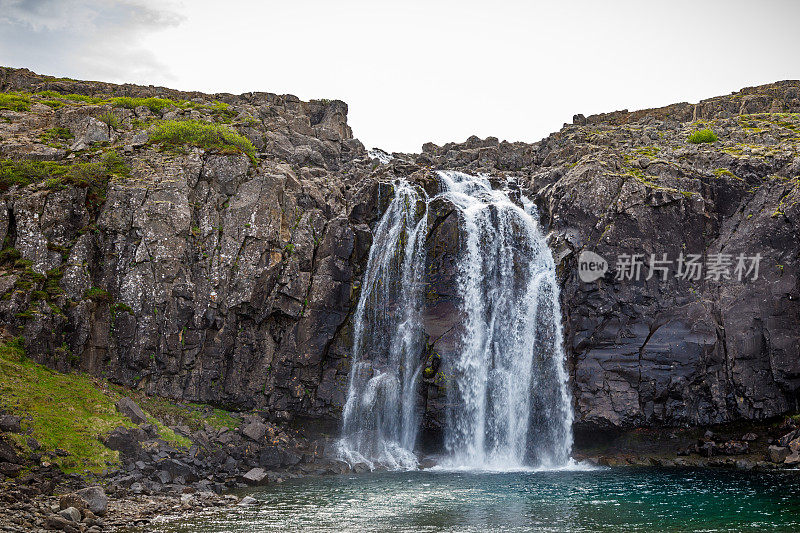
[207, 100, 236, 122]
[40, 100, 66, 109]
[0, 92, 30, 112]
[98, 111, 120, 130]
[44, 177, 64, 190]
[102, 151, 130, 176]
[149, 120, 257, 163]
[688, 128, 719, 144]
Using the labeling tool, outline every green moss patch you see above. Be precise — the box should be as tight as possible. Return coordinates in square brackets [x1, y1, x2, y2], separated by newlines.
[0, 338, 241, 474]
[149, 119, 256, 163]
[39, 127, 74, 146]
[0, 151, 130, 206]
[111, 387, 241, 432]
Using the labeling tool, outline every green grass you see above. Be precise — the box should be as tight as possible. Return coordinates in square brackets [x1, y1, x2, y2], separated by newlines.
[149, 119, 257, 163]
[0, 92, 30, 112]
[29, 92, 192, 113]
[0, 151, 130, 195]
[0, 338, 132, 474]
[84, 286, 111, 301]
[687, 128, 719, 144]
[113, 388, 241, 432]
[39, 127, 73, 145]
[0, 338, 234, 474]
[109, 96, 189, 113]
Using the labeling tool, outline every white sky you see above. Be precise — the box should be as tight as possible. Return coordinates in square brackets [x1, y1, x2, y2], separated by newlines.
[1, 0, 799, 152]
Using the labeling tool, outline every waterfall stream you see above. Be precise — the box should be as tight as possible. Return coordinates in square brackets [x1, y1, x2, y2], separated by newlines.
[339, 171, 572, 470]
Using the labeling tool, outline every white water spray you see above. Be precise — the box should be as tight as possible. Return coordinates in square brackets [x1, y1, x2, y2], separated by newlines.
[437, 171, 573, 469]
[339, 171, 573, 471]
[339, 180, 428, 469]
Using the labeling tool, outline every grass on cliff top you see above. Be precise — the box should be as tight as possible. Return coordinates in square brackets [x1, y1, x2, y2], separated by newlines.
[687, 128, 719, 144]
[28, 91, 235, 120]
[0, 151, 129, 194]
[0, 338, 235, 475]
[0, 92, 30, 112]
[149, 119, 257, 163]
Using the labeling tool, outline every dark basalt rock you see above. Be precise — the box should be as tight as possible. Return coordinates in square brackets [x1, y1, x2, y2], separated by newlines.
[0, 66, 798, 452]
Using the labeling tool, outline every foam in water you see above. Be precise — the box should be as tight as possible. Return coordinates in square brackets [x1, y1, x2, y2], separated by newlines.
[339, 171, 573, 471]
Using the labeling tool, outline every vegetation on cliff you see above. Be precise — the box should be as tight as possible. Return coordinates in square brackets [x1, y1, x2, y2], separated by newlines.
[0, 337, 240, 475]
[149, 119, 257, 163]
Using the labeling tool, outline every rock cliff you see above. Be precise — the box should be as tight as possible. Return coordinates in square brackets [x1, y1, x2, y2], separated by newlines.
[0, 67, 798, 444]
[417, 81, 800, 442]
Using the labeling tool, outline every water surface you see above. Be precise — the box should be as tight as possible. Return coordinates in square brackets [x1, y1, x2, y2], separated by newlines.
[157, 468, 800, 532]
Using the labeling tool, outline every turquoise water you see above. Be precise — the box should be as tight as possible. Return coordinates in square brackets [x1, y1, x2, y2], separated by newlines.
[158, 468, 800, 532]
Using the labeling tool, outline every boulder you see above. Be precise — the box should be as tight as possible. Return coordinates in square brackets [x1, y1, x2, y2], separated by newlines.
[155, 470, 172, 485]
[239, 495, 258, 506]
[778, 430, 799, 447]
[59, 494, 88, 512]
[717, 441, 749, 455]
[0, 462, 22, 477]
[58, 506, 82, 523]
[102, 427, 146, 455]
[785, 452, 800, 466]
[241, 467, 268, 485]
[0, 414, 22, 433]
[0, 440, 20, 464]
[352, 462, 370, 473]
[73, 486, 108, 516]
[242, 420, 267, 442]
[115, 397, 148, 425]
[45, 515, 71, 530]
[259, 447, 282, 467]
[767, 445, 790, 464]
[788, 437, 800, 454]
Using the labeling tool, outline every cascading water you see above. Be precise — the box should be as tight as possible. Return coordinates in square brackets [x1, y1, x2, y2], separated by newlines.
[437, 171, 573, 469]
[338, 180, 429, 469]
[339, 171, 573, 471]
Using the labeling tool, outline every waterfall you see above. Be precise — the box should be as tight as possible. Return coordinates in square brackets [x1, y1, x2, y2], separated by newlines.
[339, 180, 429, 469]
[437, 171, 573, 469]
[339, 171, 573, 470]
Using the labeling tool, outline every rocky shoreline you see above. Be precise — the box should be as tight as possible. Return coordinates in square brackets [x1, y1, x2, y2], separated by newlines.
[5, 404, 800, 532]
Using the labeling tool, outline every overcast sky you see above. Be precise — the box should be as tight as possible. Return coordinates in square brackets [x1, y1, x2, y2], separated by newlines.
[1, 0, 799, 152]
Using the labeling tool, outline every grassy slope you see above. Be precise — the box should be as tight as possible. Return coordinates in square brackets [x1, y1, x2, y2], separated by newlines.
[0, 338, 239, 475]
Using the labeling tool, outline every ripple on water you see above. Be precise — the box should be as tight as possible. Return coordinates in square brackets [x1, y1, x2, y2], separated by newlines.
[153, 468, 800, 533]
